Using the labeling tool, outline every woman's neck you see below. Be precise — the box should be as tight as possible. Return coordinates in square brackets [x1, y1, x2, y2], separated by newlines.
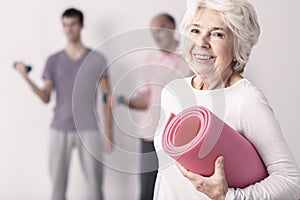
[192, 70, 242, 90]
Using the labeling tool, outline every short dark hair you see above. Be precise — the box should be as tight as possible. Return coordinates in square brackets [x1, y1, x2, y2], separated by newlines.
[161, 13, 176, 27]
[62, 8, 84, 25]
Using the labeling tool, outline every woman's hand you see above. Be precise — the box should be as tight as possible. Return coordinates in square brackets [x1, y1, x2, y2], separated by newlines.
[177, 156, 228, 200]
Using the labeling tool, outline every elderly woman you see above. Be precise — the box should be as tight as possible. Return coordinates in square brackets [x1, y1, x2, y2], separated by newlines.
[153, 0, 300, 199]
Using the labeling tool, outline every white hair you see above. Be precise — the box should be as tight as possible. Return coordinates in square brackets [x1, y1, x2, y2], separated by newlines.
[180, 0, 260, 73]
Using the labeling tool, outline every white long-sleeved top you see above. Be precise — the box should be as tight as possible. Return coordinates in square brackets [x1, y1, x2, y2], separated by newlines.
[153, 77, 300, 200]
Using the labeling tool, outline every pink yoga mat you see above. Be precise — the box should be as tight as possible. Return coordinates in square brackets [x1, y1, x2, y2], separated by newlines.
[162, 106, 268, 188]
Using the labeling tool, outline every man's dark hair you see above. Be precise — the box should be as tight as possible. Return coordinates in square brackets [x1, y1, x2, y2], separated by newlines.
[161, 13, 176, 28]
[62, 8, 84, 25]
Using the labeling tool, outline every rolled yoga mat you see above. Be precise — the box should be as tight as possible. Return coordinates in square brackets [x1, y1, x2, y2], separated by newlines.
[162, 106, 268, 188]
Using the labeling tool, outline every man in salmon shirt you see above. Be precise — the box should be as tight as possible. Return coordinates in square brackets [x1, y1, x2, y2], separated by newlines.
[113, 13, 193, 200]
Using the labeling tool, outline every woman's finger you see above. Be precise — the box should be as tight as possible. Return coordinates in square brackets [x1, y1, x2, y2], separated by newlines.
[214, 156, 226, 178]
[176, 162, 188, 176]
[176, 162, 204, 182]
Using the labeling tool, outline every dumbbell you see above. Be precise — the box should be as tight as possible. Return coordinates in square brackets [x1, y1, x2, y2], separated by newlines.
[13, 62, 32, 73]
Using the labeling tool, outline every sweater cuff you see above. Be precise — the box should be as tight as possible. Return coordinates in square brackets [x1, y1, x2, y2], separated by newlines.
[225, 188, 235, 200]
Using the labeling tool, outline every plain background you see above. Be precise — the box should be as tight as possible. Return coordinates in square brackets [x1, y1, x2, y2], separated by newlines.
[0, 0, 299, 199]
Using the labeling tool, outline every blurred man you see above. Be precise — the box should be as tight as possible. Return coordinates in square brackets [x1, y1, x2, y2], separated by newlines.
[114, 13, 193, 200]
[15, 8, 112, 200]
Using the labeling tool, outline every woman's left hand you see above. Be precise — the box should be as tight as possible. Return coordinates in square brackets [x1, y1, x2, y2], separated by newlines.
[177, 156, 228, 200]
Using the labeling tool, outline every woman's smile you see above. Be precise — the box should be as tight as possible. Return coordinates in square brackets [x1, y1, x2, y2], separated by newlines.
[193, 53, 216, 64]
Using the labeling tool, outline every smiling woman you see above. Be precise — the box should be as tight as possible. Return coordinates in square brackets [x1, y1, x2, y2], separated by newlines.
[181, 0, 260, 75]
[153, 0, 300, 199]
[186, 7, 237, 90]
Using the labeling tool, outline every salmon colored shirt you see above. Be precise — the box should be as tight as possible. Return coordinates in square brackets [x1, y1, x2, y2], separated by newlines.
[137, 49, 193, 141]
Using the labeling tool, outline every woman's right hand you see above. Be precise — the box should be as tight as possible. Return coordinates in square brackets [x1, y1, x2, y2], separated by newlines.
[177, 156, 228, 200]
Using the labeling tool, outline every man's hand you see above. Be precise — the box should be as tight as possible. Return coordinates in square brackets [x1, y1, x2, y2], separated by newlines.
[14, 61, 52, 103]
[106, 94, 119, 107]
[177, 156, 228, 200]
[103, 129, 113, 153]
[15, 61, 28, 79]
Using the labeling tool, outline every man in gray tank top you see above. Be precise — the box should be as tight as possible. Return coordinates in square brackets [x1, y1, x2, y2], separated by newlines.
[15, 8, 113, 200]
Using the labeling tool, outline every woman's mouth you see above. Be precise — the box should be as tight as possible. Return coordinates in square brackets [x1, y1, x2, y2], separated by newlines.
[193, 54, 215, 64]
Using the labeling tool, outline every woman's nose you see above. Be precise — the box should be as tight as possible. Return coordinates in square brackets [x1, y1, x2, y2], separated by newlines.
[195, 35, 210, 49]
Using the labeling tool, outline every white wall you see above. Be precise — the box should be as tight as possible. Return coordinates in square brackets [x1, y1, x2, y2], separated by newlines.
[0, 0, 299, 199]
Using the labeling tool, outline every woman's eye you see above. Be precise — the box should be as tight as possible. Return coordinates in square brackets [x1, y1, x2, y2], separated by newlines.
[190, 29, 200, 34]
[212, 32, 225, 38]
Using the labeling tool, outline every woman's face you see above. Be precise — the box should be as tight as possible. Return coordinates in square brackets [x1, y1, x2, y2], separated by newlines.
[186, 7, 235, 78]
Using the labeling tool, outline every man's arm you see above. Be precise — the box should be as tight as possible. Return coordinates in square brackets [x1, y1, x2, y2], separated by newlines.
[100, 77, 113, 152]
[118, 88, 150, 110]
[15, 62, 52, 103]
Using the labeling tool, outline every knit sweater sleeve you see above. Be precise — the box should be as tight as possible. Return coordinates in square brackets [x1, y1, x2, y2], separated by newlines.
[226, 88, 300, 200]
